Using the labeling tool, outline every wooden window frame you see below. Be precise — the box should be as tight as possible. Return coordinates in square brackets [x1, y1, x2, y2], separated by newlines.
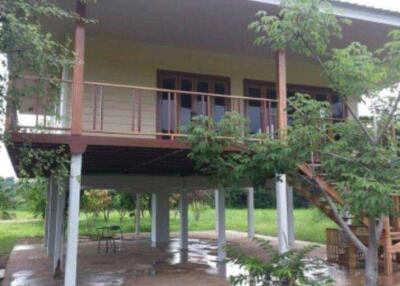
[157, 70, 231, 135]
[243, 79, 347, 123]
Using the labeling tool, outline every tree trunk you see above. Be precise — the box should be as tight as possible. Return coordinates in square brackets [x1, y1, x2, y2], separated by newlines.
[365, 218, 379, 286]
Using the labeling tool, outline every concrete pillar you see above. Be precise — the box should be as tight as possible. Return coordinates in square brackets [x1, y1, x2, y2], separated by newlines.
[276, 174, 289, 254]
[135, 193, 140, 235]
[151, 192, 170, 246]
[287, 185, 295, 248]
[44, 184, 51, 247]
[179, 191, 189, 250]
[53, 178, 66, 275]
[64, 154, 83, 286]
[48, 177, 58, 257]
[215, 188, 226, 261]
[247, 187, 255, 239]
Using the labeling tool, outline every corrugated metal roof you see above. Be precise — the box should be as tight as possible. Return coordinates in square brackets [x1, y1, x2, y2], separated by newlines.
[332, 0, 400, 14]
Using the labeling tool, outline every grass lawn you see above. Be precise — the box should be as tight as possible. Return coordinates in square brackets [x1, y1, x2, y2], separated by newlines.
[0, 207, 336, 265]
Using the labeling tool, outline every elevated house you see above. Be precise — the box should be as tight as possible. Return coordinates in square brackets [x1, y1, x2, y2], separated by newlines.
[4, 1, 400, 285]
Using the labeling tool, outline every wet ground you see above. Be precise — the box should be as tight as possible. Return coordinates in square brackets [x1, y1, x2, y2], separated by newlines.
[3, 231, 400, 286]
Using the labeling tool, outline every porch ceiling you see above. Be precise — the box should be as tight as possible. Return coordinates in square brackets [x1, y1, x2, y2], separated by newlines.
[8, 144, 196, 177]
[54, 0, 397, 62]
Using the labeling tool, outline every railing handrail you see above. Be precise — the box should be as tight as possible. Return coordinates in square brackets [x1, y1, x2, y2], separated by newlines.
[22, 76, 279, 103]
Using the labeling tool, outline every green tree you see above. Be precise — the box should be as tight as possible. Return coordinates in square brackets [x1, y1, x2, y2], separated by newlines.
[248, 1, 400, 285]
[188, 190, 211, 221]
[17, 177, 47, 218]
[186, 112, 295, 190]
[0, 0, 78, 135]
[186, 1, 400, 284]
[112, 192, 135, 223]
[81, 189, 112, 231]
[0, 177, 17, 219]
[0, 1, 93, 184]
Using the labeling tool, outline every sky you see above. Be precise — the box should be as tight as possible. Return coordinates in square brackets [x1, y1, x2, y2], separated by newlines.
[0, 0, 399, 179]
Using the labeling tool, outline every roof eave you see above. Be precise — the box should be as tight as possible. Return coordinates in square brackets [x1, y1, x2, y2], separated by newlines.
[249, 0, 400, 27]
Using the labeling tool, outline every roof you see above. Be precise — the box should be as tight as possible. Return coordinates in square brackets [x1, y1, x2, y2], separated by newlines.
[250, 0, 400, 27]
[332, 0, 400, 14]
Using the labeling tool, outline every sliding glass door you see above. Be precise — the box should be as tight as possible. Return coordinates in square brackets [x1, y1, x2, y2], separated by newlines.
[158, 71, 230, 136]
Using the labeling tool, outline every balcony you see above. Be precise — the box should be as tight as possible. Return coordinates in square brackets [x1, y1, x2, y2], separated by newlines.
[11, 77, 280, 140]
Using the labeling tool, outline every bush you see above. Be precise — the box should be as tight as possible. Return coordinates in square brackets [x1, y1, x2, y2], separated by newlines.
[0, 177, 17, 219]
[81, 189, 113, 233]
[112, 192, 135, 223]
[188, 190, 211, 221]
[16, 178, 47, 218]
[225, 185, 309, 209]
[228, 238, 333, 286]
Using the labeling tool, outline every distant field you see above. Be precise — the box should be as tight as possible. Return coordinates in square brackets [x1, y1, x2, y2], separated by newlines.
[0, 208, 336, 262]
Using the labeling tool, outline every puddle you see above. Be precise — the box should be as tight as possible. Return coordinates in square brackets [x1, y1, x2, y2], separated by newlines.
[14, 245, 36, 251]
[160, 238, 247, 282]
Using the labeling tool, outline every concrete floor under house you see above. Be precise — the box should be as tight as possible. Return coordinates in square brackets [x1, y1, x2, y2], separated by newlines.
[5, 231, 400, 286]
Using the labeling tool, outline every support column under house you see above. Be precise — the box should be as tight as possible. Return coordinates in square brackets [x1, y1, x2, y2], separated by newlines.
[179, 191, 189, 250]
[247, 187, 255, 239]
[64, 154, 83, 286]
[215, 188, 226, 261]
[151, 192, 170, 246]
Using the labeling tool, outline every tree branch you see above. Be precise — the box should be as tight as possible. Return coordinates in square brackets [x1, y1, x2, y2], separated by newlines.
[321, 188, 368, 255]
[322, 152, 373, 173]
[376, 215, 385, 242]
[343, 101, 376, 144]
[294, 32, 376, 145]
[376, 90, 400, 143]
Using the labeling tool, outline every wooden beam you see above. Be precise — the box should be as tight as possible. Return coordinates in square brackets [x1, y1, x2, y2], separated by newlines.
[71, 1, 86, 135]
[275, 49, 287, 137]
[393, 195, 400, 231]
[384, 217, 393, 275]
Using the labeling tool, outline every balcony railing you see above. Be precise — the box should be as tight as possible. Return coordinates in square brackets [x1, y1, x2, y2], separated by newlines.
[12, 78, 280, 140]
[10, 77, 346, 144]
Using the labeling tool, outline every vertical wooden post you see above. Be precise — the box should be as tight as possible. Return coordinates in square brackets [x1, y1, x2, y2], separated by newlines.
[275, 50, 289, 254]
[384, 217, 393, 275]
[275, 49, 287, 138]
[393, 196, 400, 231]
[347, 242, 357, 268]
[71, 0, 86, 135]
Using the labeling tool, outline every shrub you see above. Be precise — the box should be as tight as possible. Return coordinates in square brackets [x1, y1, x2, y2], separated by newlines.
[16, 178, 47, 218]
[228, 238, 333, 286]
[0, 177, 17, 219]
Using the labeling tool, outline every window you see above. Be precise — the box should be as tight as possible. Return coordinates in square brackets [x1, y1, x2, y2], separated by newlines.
[244, 81, 277, 134]
[158, 71, 230, 135]
[244, 80, 345, 133]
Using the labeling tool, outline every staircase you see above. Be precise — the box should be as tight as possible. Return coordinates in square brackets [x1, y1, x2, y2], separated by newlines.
[295, 163, 400, 275]
[295, 164, 346, 226]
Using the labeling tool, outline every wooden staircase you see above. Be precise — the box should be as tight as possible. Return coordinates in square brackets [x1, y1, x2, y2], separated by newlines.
[295, 163, 400, 275]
